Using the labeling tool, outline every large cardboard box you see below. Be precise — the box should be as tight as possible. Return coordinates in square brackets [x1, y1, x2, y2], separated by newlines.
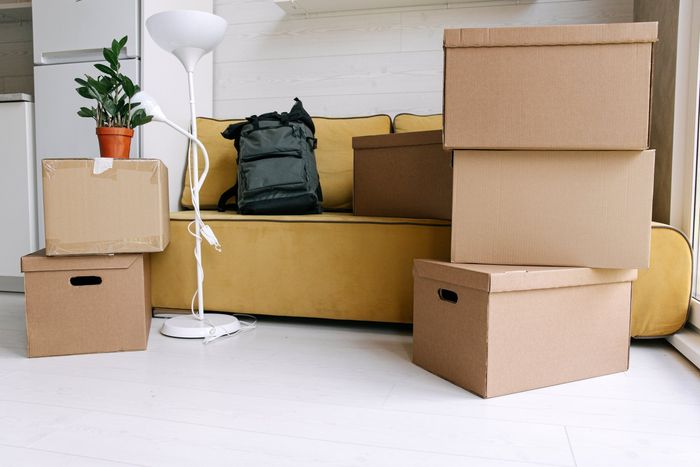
[451, 149, 655, 269]
[43, 159, 169, 256]
[21, 250, 152, 357]
[353, 130, 452, 219]
[413, 259, 636, 398]
[443, 22, 657, 150]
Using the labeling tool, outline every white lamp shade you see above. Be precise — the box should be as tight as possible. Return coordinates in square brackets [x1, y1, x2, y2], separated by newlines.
[146, 10, 227, 72]
[132, 91, 166, 122]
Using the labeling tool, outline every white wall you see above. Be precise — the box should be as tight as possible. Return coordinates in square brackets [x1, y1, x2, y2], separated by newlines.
[212, 0, 633, 118]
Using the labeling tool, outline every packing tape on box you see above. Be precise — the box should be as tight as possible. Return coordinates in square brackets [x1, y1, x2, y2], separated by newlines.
[93, 158, 114, 175]
[43, 159, 163, 183]
[45, 235, 166, 256]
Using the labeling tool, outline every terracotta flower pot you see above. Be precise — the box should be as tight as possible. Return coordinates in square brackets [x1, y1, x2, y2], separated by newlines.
[96, 127, 134, 159]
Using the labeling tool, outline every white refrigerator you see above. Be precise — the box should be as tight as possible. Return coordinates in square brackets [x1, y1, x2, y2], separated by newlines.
[32, 0, 215, 246]
[33, 0, 141, 246]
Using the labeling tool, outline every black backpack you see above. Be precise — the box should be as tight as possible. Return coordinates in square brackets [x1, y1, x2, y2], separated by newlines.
[217, 98, 323, 215]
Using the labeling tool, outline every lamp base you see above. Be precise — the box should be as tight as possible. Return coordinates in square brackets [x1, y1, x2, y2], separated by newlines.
[160, 313, 240, 339]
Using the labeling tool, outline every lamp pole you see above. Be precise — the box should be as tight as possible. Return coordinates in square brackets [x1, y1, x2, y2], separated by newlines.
[187, 70, 205, 320]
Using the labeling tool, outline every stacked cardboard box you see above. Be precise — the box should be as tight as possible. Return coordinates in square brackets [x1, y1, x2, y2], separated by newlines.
[413, 22, 658, 397]
[353, 130, 452, 220]
[21, 159, 170, 357]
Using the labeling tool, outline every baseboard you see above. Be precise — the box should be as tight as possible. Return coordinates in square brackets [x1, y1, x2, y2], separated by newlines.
[667, 324, 700, 369]
[0, 276, 23, 293]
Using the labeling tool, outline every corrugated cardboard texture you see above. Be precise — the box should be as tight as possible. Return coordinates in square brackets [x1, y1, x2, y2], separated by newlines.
[42, 159, 170, 256]
[486, 283, 631, 397]
[412, 259, 632, 398]
[21, 250, 152, 357]
[443, 22, 656, 150]
[451, 150, 655, 269]
[353, 130, 453, 220]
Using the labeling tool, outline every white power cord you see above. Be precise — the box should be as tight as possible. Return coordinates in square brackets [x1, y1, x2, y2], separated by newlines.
[202, 314, 257, 345]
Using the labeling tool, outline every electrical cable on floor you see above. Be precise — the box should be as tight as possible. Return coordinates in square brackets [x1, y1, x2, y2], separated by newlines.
[152, 311, 257, 345]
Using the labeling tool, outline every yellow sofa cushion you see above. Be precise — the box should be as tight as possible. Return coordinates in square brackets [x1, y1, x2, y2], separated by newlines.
[631, 223, 692, 337]
[393, 113, 442, 133]
[151, 211, 450, 323]
[181, 115, 392, 211]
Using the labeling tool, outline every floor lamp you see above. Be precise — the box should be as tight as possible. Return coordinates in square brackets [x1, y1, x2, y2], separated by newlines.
[144, 10, 239, 339]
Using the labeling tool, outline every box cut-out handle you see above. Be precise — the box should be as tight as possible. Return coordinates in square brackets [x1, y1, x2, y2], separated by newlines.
[70, 276, 102, 287]
[438, 288, 458, 304]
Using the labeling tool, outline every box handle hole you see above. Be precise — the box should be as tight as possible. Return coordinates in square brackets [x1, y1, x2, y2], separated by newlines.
[438, 288, 458, 304]
[70, 276, 102, 287]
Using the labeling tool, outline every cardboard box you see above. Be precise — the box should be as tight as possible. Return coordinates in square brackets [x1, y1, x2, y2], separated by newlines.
[21, 250, 151, 357]
[451, 149, 655, 268]
[443, 22, 657, 150]
[353, 130, 452, 220]
[42, 159, 169, 256]
[413, 259, 636, 398]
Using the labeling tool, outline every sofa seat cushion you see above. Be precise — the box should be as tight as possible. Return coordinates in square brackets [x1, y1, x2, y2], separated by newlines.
[181, 115, 392, 211]
[151, 211, 450, 322]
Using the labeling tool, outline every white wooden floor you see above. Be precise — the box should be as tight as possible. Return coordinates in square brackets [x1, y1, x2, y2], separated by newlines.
[1, 292, 699, 467]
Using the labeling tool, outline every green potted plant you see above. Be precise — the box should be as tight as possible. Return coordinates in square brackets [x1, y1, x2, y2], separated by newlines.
[75, 36, 152, 158]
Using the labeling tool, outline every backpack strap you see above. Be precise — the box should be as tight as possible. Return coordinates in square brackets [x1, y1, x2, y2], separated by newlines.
[217, 183, 238, 212]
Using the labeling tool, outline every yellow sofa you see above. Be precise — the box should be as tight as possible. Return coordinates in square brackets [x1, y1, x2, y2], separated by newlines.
[151, 114, 450, 322]
[152, 112, 689, 333]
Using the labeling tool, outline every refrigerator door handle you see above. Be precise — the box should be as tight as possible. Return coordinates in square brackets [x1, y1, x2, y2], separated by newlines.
[38, 48, 137, 65]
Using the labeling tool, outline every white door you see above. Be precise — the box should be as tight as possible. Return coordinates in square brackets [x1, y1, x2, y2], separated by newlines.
[34, 59, 141, 246]
[33, 0, 140, 64]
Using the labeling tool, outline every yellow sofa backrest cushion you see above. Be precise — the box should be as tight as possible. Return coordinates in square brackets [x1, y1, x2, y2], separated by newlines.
[181, 118, 242, 210]
[181, 115, 392, 211]
[393, 113, 442, 133]
[313, 115, 391, 210]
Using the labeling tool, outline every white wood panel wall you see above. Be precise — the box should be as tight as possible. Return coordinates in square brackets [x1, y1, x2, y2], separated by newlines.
[0, 18, 33, 95]
[212, 0, 633, 118]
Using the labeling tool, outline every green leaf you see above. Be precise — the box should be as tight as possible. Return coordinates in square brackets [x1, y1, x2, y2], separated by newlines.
[102, 48, 119, 69]
[119, 36, 128, 48]
[74, 77, 88, 86]
[98, 76, 116, 93]
[87, 76, 108, 95]
[77, 107, 96, 118]
[94, 63, 117, 77]
[122, 75, 135, 97]
[116, 97, 127, 114]
[102, 99, 118, 117]
[76, 87, 93, 99]
[111, 38, 120, 55]
[130, 110, 153, 128]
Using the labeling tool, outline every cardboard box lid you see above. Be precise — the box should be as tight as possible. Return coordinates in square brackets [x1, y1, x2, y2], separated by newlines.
[21, 249, 140, 273]
[43, 158, 165, 178]
[444, 22, 658, 48]
[352, 130, 443, 150]
[413, 260, 637, 293]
